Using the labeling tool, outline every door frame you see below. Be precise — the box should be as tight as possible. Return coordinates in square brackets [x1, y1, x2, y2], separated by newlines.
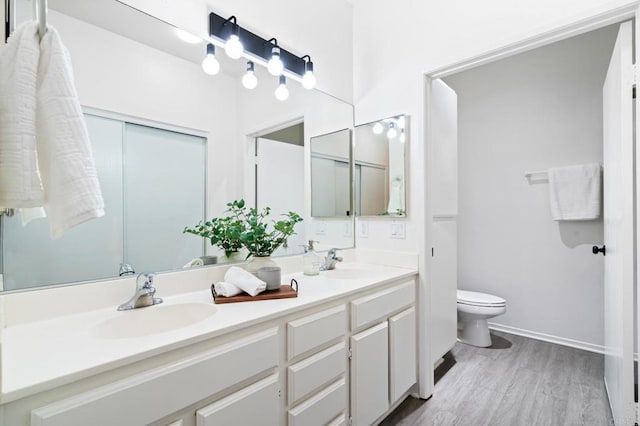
[420, 1, 637, 402]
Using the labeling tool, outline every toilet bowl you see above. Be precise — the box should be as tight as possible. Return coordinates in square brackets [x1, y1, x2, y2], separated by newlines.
[457, 290, 506, 347]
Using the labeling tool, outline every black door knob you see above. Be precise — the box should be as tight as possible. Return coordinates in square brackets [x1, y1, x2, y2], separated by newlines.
[592, 245, 606, 256]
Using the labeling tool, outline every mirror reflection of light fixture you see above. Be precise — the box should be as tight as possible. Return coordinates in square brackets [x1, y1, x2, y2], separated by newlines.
[223, 16, 244, 59]
[275, 75, 289, 101]
[372, 122, 384, 135]
[387, 122, 398, 139]
[201, 43, 220, 75]
[267, 39, 284, 76]
[242, 61, 258, 89]
[397, 115, 405, 129]
[208, 12, 316, 88]
[301, 55, 316, 89]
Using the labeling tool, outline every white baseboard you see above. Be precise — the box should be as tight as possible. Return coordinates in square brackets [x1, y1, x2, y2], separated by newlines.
[488, 322, 605, 354]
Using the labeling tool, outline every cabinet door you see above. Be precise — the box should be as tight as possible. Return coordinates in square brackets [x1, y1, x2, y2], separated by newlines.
[196, 374, 279, 426]
[389, 307, 416, 403]
[350, 322, 389, 426]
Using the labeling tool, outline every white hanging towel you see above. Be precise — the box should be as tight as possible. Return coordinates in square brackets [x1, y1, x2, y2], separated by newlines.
[0, 22, 104, 237]
[36, 25, 104, 238]
[0, 22, 43, 208]
[548, 163, 601, 220]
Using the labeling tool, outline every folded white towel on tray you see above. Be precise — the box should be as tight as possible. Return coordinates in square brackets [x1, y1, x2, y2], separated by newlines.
[214, 281, 243, 298]
[224, 266, 266, 297]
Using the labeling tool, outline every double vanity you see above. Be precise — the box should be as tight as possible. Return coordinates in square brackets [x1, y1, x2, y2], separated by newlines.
[0, 252, 418, 426]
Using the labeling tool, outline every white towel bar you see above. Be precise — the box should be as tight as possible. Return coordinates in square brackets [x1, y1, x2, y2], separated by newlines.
[524, 169, 548, 178]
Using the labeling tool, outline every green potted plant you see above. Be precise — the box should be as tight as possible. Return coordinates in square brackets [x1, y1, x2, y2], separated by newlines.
[184, 199, 303, 268]
[225, 199, 303, 258]
[183, 215, 244, 262]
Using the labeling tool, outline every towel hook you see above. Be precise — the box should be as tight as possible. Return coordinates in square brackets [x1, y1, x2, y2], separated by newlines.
[36, 0, 48, 40]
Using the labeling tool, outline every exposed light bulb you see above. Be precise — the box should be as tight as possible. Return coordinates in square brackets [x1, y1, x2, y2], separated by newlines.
[225, 34, 244, 59]
[372, 122, 384, 135]
[268, 46, 284, 76]
[174, 28, 201, 44]
[387, 123, 398, 139]
[242, 61, 258, 89]
[275, 76, 289, 101]
[201, 44, 220, 75]
[301, 60, 316, 89]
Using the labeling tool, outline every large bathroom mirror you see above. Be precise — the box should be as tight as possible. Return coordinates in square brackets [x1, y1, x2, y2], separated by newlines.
[1, 0, 354, 292]
[310, 129, 352, 217]
[354, 115, 407, 217]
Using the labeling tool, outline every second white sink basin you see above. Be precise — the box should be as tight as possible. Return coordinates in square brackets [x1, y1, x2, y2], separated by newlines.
[92, 302, 217, 339]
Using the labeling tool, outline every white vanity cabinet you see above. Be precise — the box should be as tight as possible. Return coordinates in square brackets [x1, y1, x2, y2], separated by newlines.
[30, 328, 280, 426]
[349, 280, 417, 426]
[2, 270, 418, 426]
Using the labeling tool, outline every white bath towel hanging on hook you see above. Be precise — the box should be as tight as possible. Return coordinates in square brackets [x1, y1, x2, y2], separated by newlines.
[0, 21, 105, 238]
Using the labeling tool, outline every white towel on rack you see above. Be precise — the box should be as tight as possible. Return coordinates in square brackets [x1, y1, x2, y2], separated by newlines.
[0, 22, 43, 208]
[548, 163, 601, 220]
[36, 25, 104, 238]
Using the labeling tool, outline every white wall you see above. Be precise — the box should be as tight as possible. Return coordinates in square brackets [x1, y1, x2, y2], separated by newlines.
[119, 0, 353, 103]
[445, 25, 617, 349]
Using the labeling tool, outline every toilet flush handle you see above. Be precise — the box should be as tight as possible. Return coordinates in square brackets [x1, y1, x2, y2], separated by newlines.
[592, 245, 606, 256]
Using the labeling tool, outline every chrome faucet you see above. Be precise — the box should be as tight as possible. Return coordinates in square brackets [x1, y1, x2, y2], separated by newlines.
[119, 263, 135, 276]
[117, 273, 163, 311]
[320, 248, 343, 271]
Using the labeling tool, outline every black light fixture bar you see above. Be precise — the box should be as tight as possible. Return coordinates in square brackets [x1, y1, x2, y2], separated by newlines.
[209, 12, 307, 77]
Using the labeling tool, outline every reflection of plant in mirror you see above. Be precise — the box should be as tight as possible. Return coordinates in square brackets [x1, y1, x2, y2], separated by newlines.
[183, 216, 244, 258]
[226, 199, 303, 258]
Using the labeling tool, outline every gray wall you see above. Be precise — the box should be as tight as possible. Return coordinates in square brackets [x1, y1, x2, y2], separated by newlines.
[444, 24, 618, 350]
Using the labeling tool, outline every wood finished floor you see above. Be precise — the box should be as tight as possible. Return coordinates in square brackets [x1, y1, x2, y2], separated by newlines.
[381, 331, 612, 426]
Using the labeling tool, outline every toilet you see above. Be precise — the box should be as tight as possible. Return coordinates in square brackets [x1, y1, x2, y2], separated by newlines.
[457, 290, 507, 347]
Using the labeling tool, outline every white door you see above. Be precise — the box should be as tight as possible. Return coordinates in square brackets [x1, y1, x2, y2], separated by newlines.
[256, 137, 305, 256]
[603, 20, 635, 425]
[429, 79, 459, 363]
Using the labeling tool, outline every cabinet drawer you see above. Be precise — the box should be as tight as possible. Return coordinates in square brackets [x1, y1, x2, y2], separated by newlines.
[31, 328, 279, 426]
[196, 374, 279, 426]
[288, 342, 346, 405]
[350, 280, 414, 331]
[288, 378, 346, 426]
[287, 305, 345, 359]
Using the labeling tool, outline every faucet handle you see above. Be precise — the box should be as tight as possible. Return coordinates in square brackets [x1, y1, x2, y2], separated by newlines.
[136, 272, 155, 289]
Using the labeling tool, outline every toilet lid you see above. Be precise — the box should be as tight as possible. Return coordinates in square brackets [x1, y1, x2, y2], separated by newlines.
[457, 290, 506, 307]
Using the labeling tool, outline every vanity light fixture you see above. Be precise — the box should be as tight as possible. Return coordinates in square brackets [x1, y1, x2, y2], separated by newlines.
[301, 55, 316, 89]
[208, 11, 315, 88]
[223, 16, 244, 59]
[201, 43, 220, 75]
[387, 122, 398, 139]
[242, 61, 258, 89]
[275, 75, 289, 101]
[267, 39, 285, 76]
[372, 122, 384, 135]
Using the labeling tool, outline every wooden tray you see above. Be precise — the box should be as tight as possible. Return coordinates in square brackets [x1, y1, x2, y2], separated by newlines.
[211, 280, 298, 304]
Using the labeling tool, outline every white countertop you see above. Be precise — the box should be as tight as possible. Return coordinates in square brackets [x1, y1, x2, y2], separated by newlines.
[1, 262, 417, 403]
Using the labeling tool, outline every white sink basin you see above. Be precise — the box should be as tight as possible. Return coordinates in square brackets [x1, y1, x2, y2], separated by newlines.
[92, 302, 217, 339]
